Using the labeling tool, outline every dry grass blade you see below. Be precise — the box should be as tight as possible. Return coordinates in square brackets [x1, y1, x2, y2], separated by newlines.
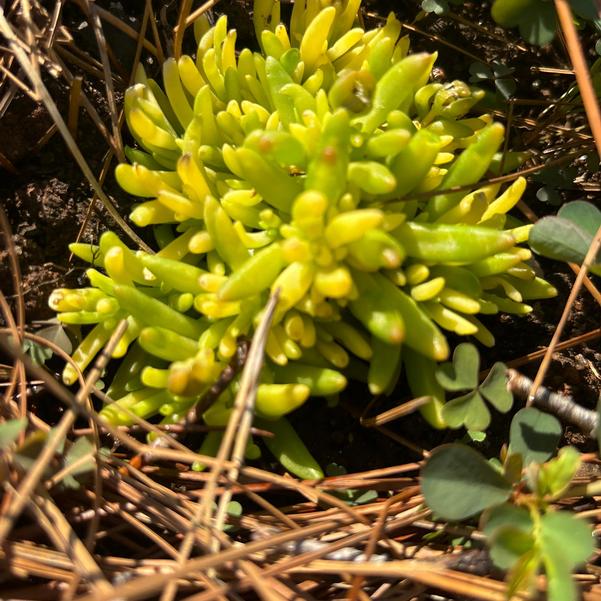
[67, 75, 83, 138]
[0, 319, 127, 547]
[160, 293, 279, 601]
[292, 560, 529, 601]
[93, 4, 160, 58]
[174, 0, 193, 60]
[0, 208, 27, 421]
[212, 292, 280, 537]
[0, 11, 152, 253]
[360, 396, 432, 428]
[178, 0, 222, 30]
[554, 0, 601, 157]
[18, 486, 113, 595]
[85, 0, 125, 161]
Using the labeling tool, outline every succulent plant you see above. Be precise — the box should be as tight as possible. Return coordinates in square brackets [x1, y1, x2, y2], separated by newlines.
[50, 0, 557, 479]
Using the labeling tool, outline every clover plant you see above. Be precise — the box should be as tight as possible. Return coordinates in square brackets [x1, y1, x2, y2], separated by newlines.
[50, 0, 558, 478]
[422, 407, 595, 601]
[436, 342, 513, 432]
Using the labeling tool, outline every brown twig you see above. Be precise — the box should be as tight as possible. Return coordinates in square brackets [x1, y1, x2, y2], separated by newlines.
[507, 369, 598, 437]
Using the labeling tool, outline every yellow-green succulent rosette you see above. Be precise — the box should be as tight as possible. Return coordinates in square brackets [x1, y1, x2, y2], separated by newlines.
[50, 0, 557, 479]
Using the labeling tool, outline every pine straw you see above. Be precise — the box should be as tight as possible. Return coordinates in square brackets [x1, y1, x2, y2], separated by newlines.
[1, 0, 601, 599]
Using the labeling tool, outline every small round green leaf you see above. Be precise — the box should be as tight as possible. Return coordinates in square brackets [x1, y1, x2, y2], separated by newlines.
[495, 76, 516, 100]
[442, 391, 491, 432]
[482, 503, 533, 539]
[36, 322, 73, 356]
[490, 526, 536, 569]
[479, 362, 513, 413]
[557, 201, 601, 241]
[540, 511, 594, 569]
[421, 0, 448, 14]
[0, 418, 27, 450]
[482, 503, 535, 569]
[469, 62, 492, 81]
[509, 407, 562, 465]
[435, 343, 479, 391]
[491, 0, 539, 27]
[529, 216, 594, 268]
[519, 5, 556, 46]
[421, 444, 512, 520]
[539, 512, 593, 601]
[537, 446, 581, 498]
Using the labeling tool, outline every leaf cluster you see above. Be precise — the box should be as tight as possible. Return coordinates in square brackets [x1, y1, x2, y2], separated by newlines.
[436, 343, 513, 432]
[421, 407, 595, 601]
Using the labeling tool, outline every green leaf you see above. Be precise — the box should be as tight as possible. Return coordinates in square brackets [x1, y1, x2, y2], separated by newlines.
[503, 452, 524, 484]
[442, 390, 491, 432]
[479, 362, 513, 412]
[436, 343, 479, 391]
[226, 500, 243, 517]
[13, 429, 64, 474]
[223, 500, 243, 532]
[351, 489, 378, 505]
[483, 503, 533, 538]
[507, 547, 542, 599]
[495, 75, 516, 100]
[536, 186, 562, 206]
[469, 62, 493, 81]
[0, 418, 27, 450]
[466, 430, 486, 443]
[36, 322, 73, 356]
[482, 504, 535, 569]
[62, 436, 95, 489]
[22, 339, 53, 366]
[490, 526, 536, 569]
[519, 4, 557, 46]
[571, 0, 599, 20]
[540, 511, 594, 601]
[558, 200, 601, 240]
[540, 511, 594, 568]
[543, 554, 577, 601]
[326, 462, 347, 476]
[529, 215, 601, 275]
[421, 0, 448, 14]
[509, 407, 562, 465]
[536, 446, 581, 498]
[421, 444, 512, 520]
[492, 0, 539, 27]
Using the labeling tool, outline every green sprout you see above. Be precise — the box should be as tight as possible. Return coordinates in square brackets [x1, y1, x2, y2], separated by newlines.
[50, 0, 557, 479]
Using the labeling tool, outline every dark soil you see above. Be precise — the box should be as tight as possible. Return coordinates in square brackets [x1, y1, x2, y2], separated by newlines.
[1, 0, 600, 474]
